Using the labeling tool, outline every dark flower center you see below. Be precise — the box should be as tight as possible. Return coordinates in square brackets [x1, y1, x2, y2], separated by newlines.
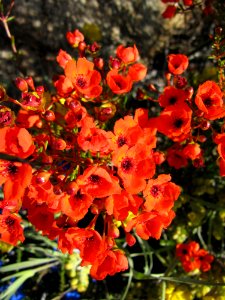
[117, 136, 127, 147]
[76, 76, 87, 88]
[7, 164, 18, 175]
[174, 118, 183, 128]
[204, 98, 213, 107]
[121, 158, 133, 172]
[182, 248, 188, 255]
[151, 185, 160, 197]
[169, 97, 177, 105]
[89, 174, 101, 184]
[0, 111, 12, 126]
[5, 216, 15, 227]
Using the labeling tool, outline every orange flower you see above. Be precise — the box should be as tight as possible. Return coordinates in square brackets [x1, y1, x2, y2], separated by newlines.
[112, 144, 155, 194]
[90, 248, 128, 280]
[106, 69, 132, 94]
[143, 174, 180, 213]
[128, 63, 147, 81]
[195, 80, 225, 120]
[65, 57, 102, 98]
[60, 189, 93, 221]
[167, 54, 189, 75]
[0, 212, 25, 246]
[108, 115, 143, 151]
[105, 190, 143, 221]
[116, 44, 139, 64]
[77, 118, 110, 155]
[0, 160, 32, 212]
[56, 49, 72, 68]
[77, 166, 121, 198]
[182, 143, 201, 160]
[125, 210, 175, 240]
[0, 126, 35, 159]
[54, 75, 74, 97]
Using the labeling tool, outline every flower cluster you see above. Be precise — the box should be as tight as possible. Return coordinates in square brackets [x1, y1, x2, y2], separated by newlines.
[176, 241, 214, 272]
[0, 30, 181, 280]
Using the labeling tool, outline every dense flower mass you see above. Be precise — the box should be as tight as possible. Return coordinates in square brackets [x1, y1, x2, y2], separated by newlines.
[0, 27, 220, 282]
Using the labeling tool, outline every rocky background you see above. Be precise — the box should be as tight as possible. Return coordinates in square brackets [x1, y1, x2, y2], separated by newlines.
[0, 0, 220, 94]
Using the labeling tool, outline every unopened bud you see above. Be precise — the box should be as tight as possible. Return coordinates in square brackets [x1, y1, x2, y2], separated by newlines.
[25, 77, 35, 90]
[15, 77, 28, 92]
[78, 41, 87, 52]
[94, 57, 104, 70]
[35, 171, 51, 185]
[43, 110, 55, 121]
[52, 138, 67, 150]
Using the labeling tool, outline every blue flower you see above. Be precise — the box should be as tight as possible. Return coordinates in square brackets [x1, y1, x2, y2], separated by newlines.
[63, 290, 80, 299]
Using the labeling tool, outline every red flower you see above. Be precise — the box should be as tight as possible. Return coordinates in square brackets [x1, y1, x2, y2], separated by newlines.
[0, 212, 25, 246]
[128, 63, 147, 81]
[77, 118, 111, 155]
[167, 145, 188, 169]
[54, 75, 74, 97]
[195, 80, 225, 120]
[162, 5, 177, 19]
[143, 174, 180, 213]
[183, 0, 193, 5]
[66, 29, 84, 47]
[158, 86, 188, 108]
[198, 249, 214, 272]
[60, 189, 93, 221]
[0, 126, 35, 159]
[176, 241, 214, 272]
[168, 54, 189, 75]
[56, 49, 72, 69]
[90, 248, 128, 280]
[105, 190, 143, 221]
[77, 166, 121, 198]
[116, 44, 139, 64]
[0, 160, 32, 212]
[16, 109, 40, 128]
[112, 143, 155, 194]
[154, 105, 192, 142]
[182, 143, 201, 160]
[106, 69, 132, 94]
[108, 115, 143, 151]
[125, 210, 175, 240]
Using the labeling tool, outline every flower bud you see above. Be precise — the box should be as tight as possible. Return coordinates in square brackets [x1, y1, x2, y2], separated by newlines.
[125, 233, 136, 246]
[66, 182, 78, 195]
[94, 57, 104, 70]
[43, 110, 55, 121]
[35, 171, 51, 185]
[25, 77, 35, 90]
[51, 138, 67, 150]
[14, 77, 28, 92]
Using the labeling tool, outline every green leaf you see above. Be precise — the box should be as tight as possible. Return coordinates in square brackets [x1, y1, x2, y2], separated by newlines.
[0, 258, 58, 273]
[0, 271, 33, 300]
